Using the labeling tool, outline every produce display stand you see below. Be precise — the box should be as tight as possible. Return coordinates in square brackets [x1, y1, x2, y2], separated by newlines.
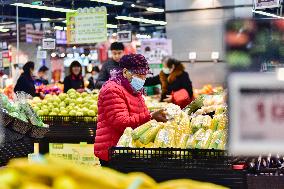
[38, 115, 97, 154]
[247, 169, 284, 189]
[108, 147, 247, 189]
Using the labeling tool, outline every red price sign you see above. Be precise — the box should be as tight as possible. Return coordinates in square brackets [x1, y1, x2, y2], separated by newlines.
[229, 73, 284, 155]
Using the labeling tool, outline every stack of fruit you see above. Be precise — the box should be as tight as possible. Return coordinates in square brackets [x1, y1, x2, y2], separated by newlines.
[193, 85, 224, 98]
[35, 84, 63, 96]
[144, 96, 168, 111]
[117, 94, 228, 150]
[30, 89, 98, 117]
[0, 156, 227, 189]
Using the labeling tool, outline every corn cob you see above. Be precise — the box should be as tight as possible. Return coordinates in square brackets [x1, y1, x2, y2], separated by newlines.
[132, 120, 156, 140]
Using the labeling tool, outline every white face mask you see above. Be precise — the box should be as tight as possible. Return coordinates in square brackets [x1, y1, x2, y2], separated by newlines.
[162, 67, 171, 74]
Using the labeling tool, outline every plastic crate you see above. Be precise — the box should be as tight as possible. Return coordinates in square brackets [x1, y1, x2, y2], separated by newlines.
[108, 147, 246, 189]
[247, 174, 284, 189]
[40, 115, 97, 126]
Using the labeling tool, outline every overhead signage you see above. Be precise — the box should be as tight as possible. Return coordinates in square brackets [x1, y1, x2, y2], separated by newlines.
[42, 38, 56, 50]
[117, 31, 132, 43]
[141, 38, 172, 64]
[229, 73, 284, 155]
[66, 7, 107, 44]
[254, 0, 280, 9]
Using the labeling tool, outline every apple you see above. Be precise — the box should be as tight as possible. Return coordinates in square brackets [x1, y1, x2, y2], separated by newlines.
[59, 102, 66, 108]
[90, 104, 98, 112]
[37, 110, 44, 116]
[82, 107, 89, 116]
[88, 110, 96, 116]
[33, 106, 40, 112]
[81, 92, 88, 98]
[49, 112, 57, 116]
[58, 93, 67, 100]
[76, 98, 83, 105]
[61, 110, 68, 116]
[76, 111, 84, 116]
[67, 88, 76, 94]
[53, 108, 60, 114]
[45, 94, 53, 99]
[69, 110, 76, 116]
[64, 98, 71, 105]
[42, 99, 48, 105]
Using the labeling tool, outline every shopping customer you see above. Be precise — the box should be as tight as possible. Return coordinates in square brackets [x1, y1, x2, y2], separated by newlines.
[63, 61, 84, 93]
[95, 42, 125, 89]
[14, 61, 36, 97]
[87, 66, 100, 90]
[94, 54, 167, 165]
[35, 65, 49, 85]
[145, 58, 193, 109]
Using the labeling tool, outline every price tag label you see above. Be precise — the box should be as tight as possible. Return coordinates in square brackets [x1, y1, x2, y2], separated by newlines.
[254, 0, 280, 9]
[229, 73, 284, 155]
[117, 31, 132, 43]
[42, 38, 56, 50]
[37, 50, 47, 59]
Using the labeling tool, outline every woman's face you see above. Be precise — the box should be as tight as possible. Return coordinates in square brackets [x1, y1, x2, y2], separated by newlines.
[123, 68, 146, 82]
[30, 68, 35, 75]
[72, 66, 81, 75]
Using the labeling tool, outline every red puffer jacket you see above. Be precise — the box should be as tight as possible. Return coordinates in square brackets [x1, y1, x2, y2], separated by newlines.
[94, 80, 151, 161]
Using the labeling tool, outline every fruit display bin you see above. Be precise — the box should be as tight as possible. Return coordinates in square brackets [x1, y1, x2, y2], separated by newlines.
[108, 147, 247, 189]
[39, 115, 97, 127]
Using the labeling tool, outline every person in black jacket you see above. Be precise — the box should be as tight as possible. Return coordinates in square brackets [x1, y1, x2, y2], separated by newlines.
[87, 66, 100, 90]
[63, 61, 84, 93]
[145, 58, 193, 103]
[14, 61, 36, 97]
[95, 42, 124, 89]
[35, 65, 49, 85]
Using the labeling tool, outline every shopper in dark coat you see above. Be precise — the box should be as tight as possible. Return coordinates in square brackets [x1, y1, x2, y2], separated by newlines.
[95, 42, 125, 89]
[14, 61, 36, 97]
[63, 61, 84, 93]
[35, 65, 49, 85]
[87, 66, 100, 90]
[145, 58, 193, 108]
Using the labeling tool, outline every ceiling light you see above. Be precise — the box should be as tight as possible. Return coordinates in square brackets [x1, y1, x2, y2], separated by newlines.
[81, 54, 86, 58]
[116, 16, 167, 26]
[60, 53, 65, 58]
[131, 4, 136, 7]
[51, 52, 57, 57]
[67, 53, 74, 58]
[252, 10, 284, 19]
[90, 0, 123, 6]
[41, 18, 50, 22]
[136, 34, 151, 39]
[107, 24, 118, 29]
[73, 46, 77, 49]
[11, 3, 76, 13]
[0, 29, 9, 32]
[62, 20, 67, 23]
[146, 7, 164, 13]
[54, 26, 64, 30]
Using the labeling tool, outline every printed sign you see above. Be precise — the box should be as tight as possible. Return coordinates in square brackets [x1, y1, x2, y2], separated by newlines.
[141, 38, 172, 64]
[117, 31, 132, 43]
[254, 0, 280, 9]
[42, 38, 56, 49]
[66, 7, 107, 44]
[229, 73, 284, 155]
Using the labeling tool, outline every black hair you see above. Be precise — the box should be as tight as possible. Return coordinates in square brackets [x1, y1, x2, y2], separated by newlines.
[110, 42, 125, 51]
[38, 65, 49, 73]
[92, 66, 100, 73]
[167, 58, 182, 69]
[69, 61, 82, 75]
[23, 61, 35, 74]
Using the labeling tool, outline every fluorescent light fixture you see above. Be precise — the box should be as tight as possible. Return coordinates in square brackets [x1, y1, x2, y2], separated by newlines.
[67, 53, 74, 58]
[136, 34, 151, 39]
[252, 10, 284, 19]
[189, 52, 197, 60]
[62, 20, 67, 23]
[11, 3, 76, 13]
[116, 16, 167, 26]
[41, 18, 50, 22]
[90, 0, 123, 6]
[107, 24, 118, 29]
[131, 4, 136, 7]
[54, 26, 64, 30]
[146, 7, 164, 13]
[0, 29, 9, 32]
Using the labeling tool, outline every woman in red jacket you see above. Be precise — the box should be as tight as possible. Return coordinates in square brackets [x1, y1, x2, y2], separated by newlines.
[94, 54, 167, 165]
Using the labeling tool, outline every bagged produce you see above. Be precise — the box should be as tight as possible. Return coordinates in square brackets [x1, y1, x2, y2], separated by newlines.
[198, 129, 213, 149]
[186, 128, 205, 149]
[184, 95, 205, 115]
[211, 114, 228, 131]
[217, 130, 227, 150]
[176, 134, 189, 149]
[132, 120, 155, 140]
[139, 123, 164, 145]
[191, 115, 211, 133]
[117, 127, 135, 147]
[154, 128, 175, 148]
[208, 130, 226, 149]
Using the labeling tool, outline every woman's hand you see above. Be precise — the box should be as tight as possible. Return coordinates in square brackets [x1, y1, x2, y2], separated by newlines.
[151, 109, 168, 122]
[163, 95, 172, 103]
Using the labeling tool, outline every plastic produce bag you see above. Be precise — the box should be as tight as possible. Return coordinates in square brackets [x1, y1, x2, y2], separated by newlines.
[186, 128, 205, 149]
[154, 128, 175, 148]
[196, 129, 213, 149]
[208, 130, 227, 150]
[117, 127, 135, 147]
